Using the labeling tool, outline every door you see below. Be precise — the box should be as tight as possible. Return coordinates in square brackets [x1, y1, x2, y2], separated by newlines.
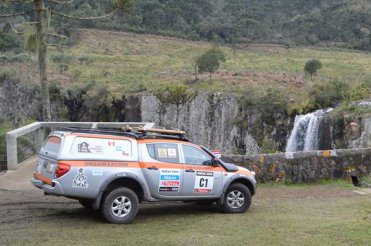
[181, 144, 224, 198]
[141, 143, 184, 198]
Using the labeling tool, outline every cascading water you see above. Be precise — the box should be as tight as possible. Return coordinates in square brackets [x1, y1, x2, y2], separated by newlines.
[285, 109, 332, 152]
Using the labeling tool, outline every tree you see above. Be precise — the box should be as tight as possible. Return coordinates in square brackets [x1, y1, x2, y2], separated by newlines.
[0, 0, 134, 121]
[196, 47, 226, 81]
[304, 59, 322, 80]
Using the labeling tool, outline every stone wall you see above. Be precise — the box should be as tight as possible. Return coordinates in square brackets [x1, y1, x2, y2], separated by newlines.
[222, 148, 371, 183]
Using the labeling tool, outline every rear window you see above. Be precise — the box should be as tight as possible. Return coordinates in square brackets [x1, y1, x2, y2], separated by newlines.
[146, 143, 180, 163]
[43, 136, 61, 154]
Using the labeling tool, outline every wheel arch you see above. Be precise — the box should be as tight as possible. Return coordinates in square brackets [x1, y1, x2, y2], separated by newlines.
[92, 173, 150, 210]
[223, 175, 256, 196]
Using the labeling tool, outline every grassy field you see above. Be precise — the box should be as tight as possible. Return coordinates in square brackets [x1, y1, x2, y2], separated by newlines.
[3, 29, 371, 101]
[0, 180, 370, 246]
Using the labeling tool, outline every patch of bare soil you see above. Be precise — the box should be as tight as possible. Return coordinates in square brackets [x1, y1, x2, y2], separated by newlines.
[0, 184, 362, 227]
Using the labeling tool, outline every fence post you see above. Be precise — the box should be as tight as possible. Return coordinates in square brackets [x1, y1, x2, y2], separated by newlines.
[6, 134, 17, 170]
[34, 128, 45, 153]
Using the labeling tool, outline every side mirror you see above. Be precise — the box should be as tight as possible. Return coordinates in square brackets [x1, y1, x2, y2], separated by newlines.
[212, 158, 219, 166]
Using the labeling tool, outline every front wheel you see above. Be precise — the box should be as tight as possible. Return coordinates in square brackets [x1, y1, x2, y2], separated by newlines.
[217, 183, 251, 213]
[100, 187, 139, 224]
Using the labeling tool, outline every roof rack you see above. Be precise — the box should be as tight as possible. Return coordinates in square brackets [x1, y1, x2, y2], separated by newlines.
[59, 127, 143, 139]
[57, 127, 190, 141]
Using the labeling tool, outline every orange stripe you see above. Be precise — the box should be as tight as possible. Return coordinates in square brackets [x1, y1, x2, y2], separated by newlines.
[58, 160, 140, 168]
[34, 172, 52, 185]
[57, 160, 224, 171]
[139, 161, 225, 172]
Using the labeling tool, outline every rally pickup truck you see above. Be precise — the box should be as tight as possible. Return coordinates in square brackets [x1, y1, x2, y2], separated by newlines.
[31, 128, 257, 224]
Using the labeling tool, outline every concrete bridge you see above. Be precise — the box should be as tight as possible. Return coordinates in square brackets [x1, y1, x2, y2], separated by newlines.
[2, 122, 371, 185]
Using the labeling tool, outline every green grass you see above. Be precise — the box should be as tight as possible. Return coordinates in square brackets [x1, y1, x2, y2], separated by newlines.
[3, 28, 371, 103]
[0, 182, 370, 246]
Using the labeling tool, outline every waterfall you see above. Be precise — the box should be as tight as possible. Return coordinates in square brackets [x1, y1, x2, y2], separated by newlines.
[286, 109, 332, 152]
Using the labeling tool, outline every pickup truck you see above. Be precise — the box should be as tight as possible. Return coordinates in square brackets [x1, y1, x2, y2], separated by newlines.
[32, 128, 257, 223]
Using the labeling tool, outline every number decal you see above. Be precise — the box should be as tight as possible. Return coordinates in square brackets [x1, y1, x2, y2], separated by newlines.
[194, 171, 214, 193]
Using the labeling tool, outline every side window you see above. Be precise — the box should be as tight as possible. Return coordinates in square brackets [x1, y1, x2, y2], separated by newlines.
[182, 145, 212, 165]
[146, 143, 180, 163]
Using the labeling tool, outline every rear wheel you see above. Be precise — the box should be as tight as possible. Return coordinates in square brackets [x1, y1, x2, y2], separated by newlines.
[100, 187, 139, 224]
[217, 183, 251, 213]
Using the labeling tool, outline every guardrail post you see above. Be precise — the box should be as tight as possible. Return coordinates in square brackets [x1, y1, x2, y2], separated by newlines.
[6, 134, 17, 170]
[34, 128, 45, 153]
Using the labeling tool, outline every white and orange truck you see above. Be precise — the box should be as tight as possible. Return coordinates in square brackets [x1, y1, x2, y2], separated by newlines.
[32, 128, 256, 223]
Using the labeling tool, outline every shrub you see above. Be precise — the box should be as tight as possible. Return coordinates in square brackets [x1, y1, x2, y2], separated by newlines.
[196, 47, 226, 81]
[304, 59, 322, 80]
[308, 80, 350, 108]
[0, 32, 21, 52]
[51, 53, 74, 64]
[77, 56, 94, 65]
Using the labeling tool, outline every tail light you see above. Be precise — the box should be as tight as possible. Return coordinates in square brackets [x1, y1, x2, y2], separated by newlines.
[55, 162, 71, 178]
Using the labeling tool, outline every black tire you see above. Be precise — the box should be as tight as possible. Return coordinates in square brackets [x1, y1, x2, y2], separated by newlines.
[100, 187, 139, 224]
[217, 183, 251, 213]
[79, 199, 94, 210]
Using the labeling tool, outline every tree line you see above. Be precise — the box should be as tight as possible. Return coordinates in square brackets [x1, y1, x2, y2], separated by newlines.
[3, 0, 371, 50]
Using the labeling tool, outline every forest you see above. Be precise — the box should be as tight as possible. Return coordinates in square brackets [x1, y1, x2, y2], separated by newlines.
[2, 0, 371, 50]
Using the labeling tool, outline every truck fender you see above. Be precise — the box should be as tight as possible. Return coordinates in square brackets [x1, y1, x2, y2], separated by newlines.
[91, 172, 151, 210]
[218, 174, 256, 206]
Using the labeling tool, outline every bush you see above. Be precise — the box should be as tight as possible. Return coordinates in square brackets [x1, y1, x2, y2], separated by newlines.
[308, 80, 350, 108]
[304, 59, 322, 80]
[196, 47, 226, 80]
[51, 54, 74, 64]
[240, 87, 288, 125]
[0, 32, 21, 52]
[77, 56, 94, 65]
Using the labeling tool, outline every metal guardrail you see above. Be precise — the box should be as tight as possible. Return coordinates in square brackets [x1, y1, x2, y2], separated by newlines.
[6, 122, 155, 170]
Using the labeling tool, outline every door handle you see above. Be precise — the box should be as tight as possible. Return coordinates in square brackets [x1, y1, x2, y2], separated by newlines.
[185, 169, 195, 173]
[147, 166, 158, 170]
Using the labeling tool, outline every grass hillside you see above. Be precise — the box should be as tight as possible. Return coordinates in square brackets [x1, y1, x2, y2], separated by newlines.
[2, 28, 371, 104]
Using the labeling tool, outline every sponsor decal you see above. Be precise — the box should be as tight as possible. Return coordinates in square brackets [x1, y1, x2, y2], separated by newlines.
[167, 148, 177, 158]
[194, 171, 214, 193]
[211, 149, 222, 158]
[92, 169, 104, 176]
[122, 151, 130, 156]
[78, 142, 90, 153]
[78, 142, 103, 154]
[84, 161, 129, 167]
[159, 169, 180, 192]
[115, 146, 123, 151]
[157, 148, 168, 158]
[72, 168, 89, 188]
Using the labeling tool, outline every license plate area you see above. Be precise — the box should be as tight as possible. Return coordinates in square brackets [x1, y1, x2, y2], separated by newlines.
[46, 162, 56, 174]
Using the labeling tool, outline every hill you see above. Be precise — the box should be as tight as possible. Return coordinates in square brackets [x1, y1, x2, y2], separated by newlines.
[2, 0, 371, 50]
[2, 28, 371, 105]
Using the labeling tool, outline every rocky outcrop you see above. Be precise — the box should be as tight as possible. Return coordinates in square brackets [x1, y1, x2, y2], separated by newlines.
[140, 94, 259, 155]
[349, 117, 371, 148]
[0, 78, 41, 125]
